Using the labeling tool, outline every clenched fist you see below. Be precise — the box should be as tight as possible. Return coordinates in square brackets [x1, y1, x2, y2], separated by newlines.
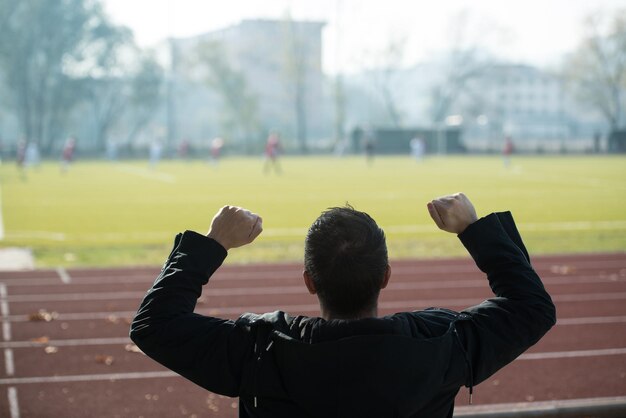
[206, 206, 263, 250]
[427, 193, 478, 234]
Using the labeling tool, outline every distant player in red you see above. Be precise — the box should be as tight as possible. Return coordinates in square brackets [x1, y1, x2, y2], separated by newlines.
[264, 131, 282, 174]
[502, 136, 514, 168]
[61, 136, 76, 172]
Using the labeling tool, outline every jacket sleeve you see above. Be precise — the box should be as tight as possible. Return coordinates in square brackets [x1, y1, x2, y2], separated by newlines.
[129, 230, 253, 396]
[455, 211, 556, 387]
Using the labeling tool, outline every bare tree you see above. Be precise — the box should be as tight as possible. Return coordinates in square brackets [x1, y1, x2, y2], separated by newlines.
[0, 0, 130, 153]
[196, 40, 260, 153]
[367, 36, 406, 128]
[429, 11, 495, 125]
[126, 55, 164, 142]
[564, 10, 626, 130]
[283, 17, 312, 152]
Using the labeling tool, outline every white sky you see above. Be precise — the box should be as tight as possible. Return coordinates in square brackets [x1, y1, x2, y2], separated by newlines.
[103, 0, 626, 73]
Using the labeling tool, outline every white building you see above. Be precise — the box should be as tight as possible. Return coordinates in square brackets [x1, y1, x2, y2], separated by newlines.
[167, 19, 327, 152]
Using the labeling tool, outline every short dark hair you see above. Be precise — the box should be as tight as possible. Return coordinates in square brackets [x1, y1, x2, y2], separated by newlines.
[304, 205, 388, 317]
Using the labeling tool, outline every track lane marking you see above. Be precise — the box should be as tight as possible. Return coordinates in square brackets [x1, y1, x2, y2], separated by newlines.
[1, 348, 625, 386]
[0, 371, 177, 385]
[2, 315, 626, 348]
[0, 284, 18, 417]
[6, 311, 626, 327]
[55, 267, 71, 284]
[4, 349, 14, 375]
[557, 315, 626, 325]
[2, 271, 625, 288]
[115, 165, 176, 184]
[0, 256, 623, 284]
[0, 337, 131, 348]
[0, 283, 10, 341]
[8, 387, 19, 418]
[2, 280, 626, 303]
[519, 347, 626, 360]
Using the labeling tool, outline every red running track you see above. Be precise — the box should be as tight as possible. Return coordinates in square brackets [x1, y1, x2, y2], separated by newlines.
[0, 253, 625, 417]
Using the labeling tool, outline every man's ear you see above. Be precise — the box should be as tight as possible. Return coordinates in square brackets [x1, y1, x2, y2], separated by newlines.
[303, 270, 317, 295]
[380, 265, 391, 290]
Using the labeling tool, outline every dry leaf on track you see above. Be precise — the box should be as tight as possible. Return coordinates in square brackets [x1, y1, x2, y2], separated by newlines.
[28, 310, 59, 322]
[95, 354, 114, 366]
[124, 344, 144, 355]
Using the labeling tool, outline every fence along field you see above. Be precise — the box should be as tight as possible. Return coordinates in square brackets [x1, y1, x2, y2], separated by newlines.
[1, 155, 625, 267]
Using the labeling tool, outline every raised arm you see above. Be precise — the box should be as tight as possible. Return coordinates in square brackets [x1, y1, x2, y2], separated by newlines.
[129, 206, 263, 396]
[428, 193, 556, 386]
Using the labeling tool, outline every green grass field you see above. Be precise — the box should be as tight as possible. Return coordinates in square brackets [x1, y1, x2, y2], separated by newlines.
[1, 155, 625, 268]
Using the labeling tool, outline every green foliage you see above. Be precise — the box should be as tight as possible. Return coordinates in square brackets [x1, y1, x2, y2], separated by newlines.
[0, 0, 162, 153]
[1, 155, 625, 267]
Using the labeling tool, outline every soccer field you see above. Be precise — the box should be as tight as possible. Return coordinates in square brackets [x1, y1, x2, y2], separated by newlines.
[1, 155, 625, 267]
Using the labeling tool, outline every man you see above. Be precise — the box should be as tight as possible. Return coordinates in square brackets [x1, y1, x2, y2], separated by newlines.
[130, 193, 556, 417]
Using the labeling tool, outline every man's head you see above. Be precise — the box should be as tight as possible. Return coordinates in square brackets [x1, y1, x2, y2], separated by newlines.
[304, 205, 390, 319]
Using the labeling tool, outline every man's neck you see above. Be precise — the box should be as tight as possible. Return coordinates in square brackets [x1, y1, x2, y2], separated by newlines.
[321, 307, 378, 321]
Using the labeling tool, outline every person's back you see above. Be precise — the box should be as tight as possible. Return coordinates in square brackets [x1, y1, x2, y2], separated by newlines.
[130, 194, 556, 417]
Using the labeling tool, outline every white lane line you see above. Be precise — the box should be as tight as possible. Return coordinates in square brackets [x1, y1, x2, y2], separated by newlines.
[0, 283, 17, 417]
[115, 165, 176, 184]
[558, 315, 626, 325]
[8, 311, 136, 322]
[3, 231, 66, 241]
[55, 267, 71, 284]
[2, 322, 10, 341]
[0, 257, 623, 286]
[8, 386, 19, 418]
[0, 337, 131, 348]
[554, 292, 626, 302]
[0, 270, 624, 291]
[0, 284, 11, 341]
[520, 347, 626, 360]
[1, 347, 625, 386]
[5, 286, 626, 304]
[6, 291, 144, 302]
[0, 371, 177, 385]
[6, 220, 626, 242]
[5, 270, 626, 287]
[6, 309, 626, 328]
[0, 314, 625, 348]
[238, 220, 626, 237]
[4, 349, 14, 375]
[0, 284, 8, 315]
[521, 220, 626, 232]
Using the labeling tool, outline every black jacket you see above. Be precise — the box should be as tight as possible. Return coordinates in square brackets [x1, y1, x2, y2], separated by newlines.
[130, 212, 556, 418]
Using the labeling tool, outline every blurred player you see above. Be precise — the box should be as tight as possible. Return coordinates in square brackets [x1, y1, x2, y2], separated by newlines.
[502, 136, 514, 168]
[210, 137, 224, 166]
[410, 136, 425, 162]
[263, 131, 282, 174]
[149, 139, 163, 169]
[178, 138, 190, 160]
[61, 136, 76, 173]
[362, 128, 376, 166]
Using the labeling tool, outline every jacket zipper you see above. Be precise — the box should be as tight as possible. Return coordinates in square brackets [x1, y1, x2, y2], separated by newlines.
[453, 315, 475, 404]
